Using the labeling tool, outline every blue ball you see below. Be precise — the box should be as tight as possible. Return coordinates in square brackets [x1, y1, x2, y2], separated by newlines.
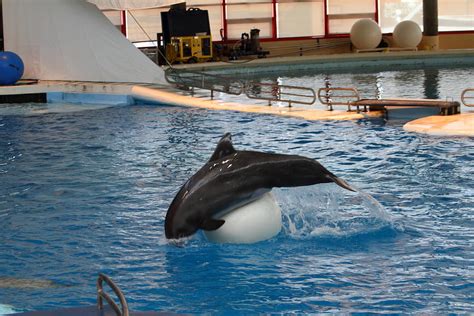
[0, 51, 25, 85]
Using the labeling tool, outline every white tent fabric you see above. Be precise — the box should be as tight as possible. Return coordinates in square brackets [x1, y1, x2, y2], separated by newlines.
[3, 0, 166, 84]
[88, 0, 181, 10]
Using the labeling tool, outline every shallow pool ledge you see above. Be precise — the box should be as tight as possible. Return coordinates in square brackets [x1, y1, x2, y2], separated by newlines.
[403, 113, 474, 136]
[131, 86, 383, 121]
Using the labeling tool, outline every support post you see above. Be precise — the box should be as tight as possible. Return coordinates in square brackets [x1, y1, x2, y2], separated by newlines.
[0, 0, 4, 50]
[421, 0, 439, 50]
[271, 0, 277, 40]
[120, 10, 127, 37]
[222, 0, 228, 41]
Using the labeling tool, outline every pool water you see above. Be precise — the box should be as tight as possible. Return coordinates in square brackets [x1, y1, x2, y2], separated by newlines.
[0, 102, 472, 314]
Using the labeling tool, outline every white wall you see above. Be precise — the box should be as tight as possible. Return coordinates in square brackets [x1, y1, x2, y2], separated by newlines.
[3, 0, 166, 84]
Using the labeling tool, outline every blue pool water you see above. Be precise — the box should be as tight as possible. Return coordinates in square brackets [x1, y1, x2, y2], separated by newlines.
[0, 101, 472, 314]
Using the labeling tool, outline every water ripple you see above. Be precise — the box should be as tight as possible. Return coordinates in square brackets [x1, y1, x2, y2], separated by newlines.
[0, 102, 473, 314]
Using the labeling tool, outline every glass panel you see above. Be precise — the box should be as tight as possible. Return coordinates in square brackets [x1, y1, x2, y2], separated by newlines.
[127, 9, 166, 42]
[327, 0, 376, 34]
[187, 0, 222, 4]
[203, 5, 224, 40]
[277, 1, 325, 38]
[102, 10, 122, 26]
[227, 0, 272, 2]
[378, 0, 423, 33]
[329, 17, 375, 34]
[327, 0, 375, 14]
[439, 0, 474, 31]
[226, 3, 273, 19]
[127, 6, 222, 43]
[227, 21, 272, 39]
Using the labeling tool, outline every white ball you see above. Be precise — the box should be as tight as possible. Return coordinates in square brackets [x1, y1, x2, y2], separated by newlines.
[350, 19, 382, 50]
[393, 20, 422, 48]
[204, 192, 282, 244]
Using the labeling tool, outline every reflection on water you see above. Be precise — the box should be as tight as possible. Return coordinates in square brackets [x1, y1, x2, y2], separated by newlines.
[0, 102, 117, 116]
[423, 68, 440, 99]
[215, 65, 473, 111]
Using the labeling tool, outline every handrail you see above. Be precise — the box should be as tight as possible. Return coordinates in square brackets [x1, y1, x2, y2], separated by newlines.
[164, 68, 244, 98]
[97, 273, 130, 316]
[244, 82, 316, 107]
[461, 88, 474, 107]
[317, 87, 361, 111]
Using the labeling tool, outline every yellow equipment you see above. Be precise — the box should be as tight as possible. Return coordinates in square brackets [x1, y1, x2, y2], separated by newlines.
[166, 35, 212, 64]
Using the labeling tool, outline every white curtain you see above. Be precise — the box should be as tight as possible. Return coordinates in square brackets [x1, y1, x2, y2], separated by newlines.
[3, 0, 166, 84]
[88, 0, 183, 10]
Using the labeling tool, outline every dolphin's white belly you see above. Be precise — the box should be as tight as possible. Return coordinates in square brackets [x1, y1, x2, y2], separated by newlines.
[204, 192, 281, 244]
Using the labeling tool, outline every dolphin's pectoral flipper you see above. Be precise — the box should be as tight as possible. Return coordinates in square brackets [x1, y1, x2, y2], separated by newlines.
[199, 218, 225, 231]
[208, 133, 236, 162]
[327, 174, 356, 192]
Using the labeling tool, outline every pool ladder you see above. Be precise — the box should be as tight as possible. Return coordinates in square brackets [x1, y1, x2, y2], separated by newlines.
[164, 68, 316, 107]
[317, 87, 365, 112]
[461, 88, 474, 107]
[97, 273, 130, 316]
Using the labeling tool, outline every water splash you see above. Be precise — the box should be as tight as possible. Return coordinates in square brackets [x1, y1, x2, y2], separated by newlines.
[0, 304, 20, 315]
[273, 183, 393, 239]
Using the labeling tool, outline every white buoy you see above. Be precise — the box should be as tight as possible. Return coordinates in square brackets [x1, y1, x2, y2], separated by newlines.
[393, 20, 422, 48]
[350, 19, 382, 50]
[204, 192, 282, 244]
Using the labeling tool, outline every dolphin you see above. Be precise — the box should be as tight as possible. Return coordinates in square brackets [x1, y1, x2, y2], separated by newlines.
[164, 133, 355, 240]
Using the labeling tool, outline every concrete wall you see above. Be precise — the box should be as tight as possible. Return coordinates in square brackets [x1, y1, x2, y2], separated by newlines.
[256, 33, 473, 57]
[439, 33, 474, 49]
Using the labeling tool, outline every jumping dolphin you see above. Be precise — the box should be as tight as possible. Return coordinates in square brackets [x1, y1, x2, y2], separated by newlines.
[164, 133, 355, 240]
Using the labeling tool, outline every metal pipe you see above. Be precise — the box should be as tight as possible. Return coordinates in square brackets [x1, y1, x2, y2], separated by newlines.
[423, 0, 438, 36]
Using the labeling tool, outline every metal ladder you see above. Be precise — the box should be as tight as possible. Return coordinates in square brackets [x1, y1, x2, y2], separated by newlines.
[97, 273, 129, 316]
[164, 68, 244, 99]
[317, 87, 363, 112]
[461, 88, 474, 107]
[244, 81, 316, 107]
[164, 68, 317, 107]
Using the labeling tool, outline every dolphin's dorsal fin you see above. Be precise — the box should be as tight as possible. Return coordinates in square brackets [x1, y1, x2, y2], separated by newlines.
[199, 218, 225, 231]
[208, 133, 236, 162]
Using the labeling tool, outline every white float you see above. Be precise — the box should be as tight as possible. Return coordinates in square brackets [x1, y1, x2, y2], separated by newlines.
[350, 19, 382, 50]
[204, 192, 282, 244]
[393, 20, 422, 48]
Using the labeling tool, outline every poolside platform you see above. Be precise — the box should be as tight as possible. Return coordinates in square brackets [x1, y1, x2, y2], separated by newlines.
[403, 113, 474, 136]
[0, 80, 384, 121]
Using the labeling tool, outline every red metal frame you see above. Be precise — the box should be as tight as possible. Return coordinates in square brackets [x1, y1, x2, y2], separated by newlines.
[374, 0, 379, 23]
[121, 10, 127, 37]
[324, 0, 329, 36]
[271, 0, 277, 39]
[222, 0, 228, 41]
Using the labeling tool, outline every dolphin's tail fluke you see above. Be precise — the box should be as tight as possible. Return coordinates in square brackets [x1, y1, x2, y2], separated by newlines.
[328, 175, 357, 192]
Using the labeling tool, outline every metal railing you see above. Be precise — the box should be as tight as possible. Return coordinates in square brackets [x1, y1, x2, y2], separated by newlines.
[461, 88, 474, 107]
[165, 68, 244, 99]
[165, 68, 317, 108]
[244, 81, 316, 107]
[317, 87, 362, 111]
[97, 273, 130, 316]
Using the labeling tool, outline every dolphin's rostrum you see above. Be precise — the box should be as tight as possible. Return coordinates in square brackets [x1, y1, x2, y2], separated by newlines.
[165, 133, 355, 240]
